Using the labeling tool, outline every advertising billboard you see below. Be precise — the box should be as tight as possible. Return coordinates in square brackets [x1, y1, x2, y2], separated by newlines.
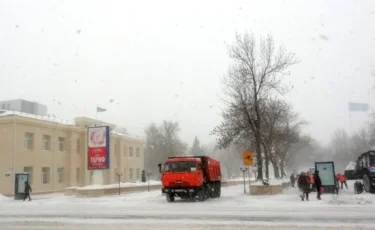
[87, 126, 110, 170]
[17, 174, 28, 193]
[315, 161, 336, 186]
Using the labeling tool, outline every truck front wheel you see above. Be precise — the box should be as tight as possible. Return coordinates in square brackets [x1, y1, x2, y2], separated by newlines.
[197, 190, 205, 202]
[363, 175, 375, 193]
[166, 194, 175, 202]
[217, 186, 221, 198]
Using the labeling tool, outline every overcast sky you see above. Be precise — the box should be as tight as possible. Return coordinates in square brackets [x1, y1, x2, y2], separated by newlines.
[1, 0, 374, 146]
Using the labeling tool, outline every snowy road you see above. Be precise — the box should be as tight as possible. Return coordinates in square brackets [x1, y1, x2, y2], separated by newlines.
[1, 183, 375, 229]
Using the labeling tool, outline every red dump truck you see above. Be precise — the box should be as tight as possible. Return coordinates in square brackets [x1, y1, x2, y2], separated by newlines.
[158, 156, 221, 202]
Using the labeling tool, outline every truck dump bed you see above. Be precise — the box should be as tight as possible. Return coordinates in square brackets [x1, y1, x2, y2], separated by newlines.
[167, 156, 221, 182]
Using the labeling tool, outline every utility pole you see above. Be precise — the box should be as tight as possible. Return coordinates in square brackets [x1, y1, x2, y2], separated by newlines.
[147, 171, 152, 192]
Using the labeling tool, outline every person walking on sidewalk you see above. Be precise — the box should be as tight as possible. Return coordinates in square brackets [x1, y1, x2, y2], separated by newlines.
[336, 173, 348, 189]
[290, 173, 296, 188]
[23, 181, 32, 201]
[298, 172, 310, 201]
[314, 170, 322, 200]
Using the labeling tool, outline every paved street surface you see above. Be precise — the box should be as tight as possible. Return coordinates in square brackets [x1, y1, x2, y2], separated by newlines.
[0, 183, 375, 229]
[0, 222, 371, 230]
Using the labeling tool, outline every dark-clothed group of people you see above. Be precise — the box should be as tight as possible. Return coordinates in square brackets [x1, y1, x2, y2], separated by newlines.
[290, 171, 322, 201]
[289, 171, 348, 201]
[299, 171, 322, 201]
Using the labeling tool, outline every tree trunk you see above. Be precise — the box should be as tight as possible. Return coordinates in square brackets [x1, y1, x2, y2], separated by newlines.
[255, 121, 263, 181]
[279, 160, 287, 178]
[264, 152, 270, 180]
[270, 158, 280, 179]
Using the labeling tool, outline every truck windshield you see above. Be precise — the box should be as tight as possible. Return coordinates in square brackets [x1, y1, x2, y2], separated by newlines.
[370, 155, 375, 166]
[164, 162, 197, 172]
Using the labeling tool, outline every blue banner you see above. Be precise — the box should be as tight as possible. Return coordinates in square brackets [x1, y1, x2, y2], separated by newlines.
[349, 102, 369, 112]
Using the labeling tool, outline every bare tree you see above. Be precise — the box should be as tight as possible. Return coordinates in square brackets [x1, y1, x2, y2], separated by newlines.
[205, 142, 243, 179]
[329, 128, 371, 172]
[259, 98, 289, 179]
[115, 127, 128, 135]
[189, 137, 204, 156]
[286, 135, 318, 172]
[273, 110, 306, 178]
[212, 32, 298, 180]
[144, 121, 187, 178]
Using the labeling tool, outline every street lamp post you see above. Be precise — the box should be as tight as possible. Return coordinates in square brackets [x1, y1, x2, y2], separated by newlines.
[146, 171, 152, 192]
[116, 172, 123, 195]
[240, 167, 248, 194]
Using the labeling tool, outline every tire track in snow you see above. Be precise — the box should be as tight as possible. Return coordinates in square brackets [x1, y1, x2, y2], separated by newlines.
[0, 213, 374, 224]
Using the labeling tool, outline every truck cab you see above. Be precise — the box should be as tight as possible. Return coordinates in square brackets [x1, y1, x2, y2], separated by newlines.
[355, 151, 375, 193]
[158, 156, 221, 202]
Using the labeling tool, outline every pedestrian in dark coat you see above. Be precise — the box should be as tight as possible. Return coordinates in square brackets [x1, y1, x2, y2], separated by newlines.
[314, 170, 322, 200]
[298, 172, 310, 201]
[290, 173, 296, 188]
[23, 181, 32, 201]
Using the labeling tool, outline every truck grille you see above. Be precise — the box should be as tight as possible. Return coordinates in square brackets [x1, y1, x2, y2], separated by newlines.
[169, 181, 189, 187]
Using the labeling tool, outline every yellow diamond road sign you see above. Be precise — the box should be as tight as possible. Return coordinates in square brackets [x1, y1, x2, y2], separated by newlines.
[242, 151, 253, 166]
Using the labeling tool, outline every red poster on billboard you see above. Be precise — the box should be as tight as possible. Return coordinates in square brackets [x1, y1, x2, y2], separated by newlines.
[87, 126, 110, 170]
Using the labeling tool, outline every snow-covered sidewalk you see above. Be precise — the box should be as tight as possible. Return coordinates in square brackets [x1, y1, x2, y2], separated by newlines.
[74, 180, 161, 190]
[0, 180, 374, 229]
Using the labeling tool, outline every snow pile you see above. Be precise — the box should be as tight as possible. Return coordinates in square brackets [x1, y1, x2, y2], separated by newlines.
[111, 131, 145, 140]
[0, 110, 75, 125]
[0, 194, 10, 202]
[345, 162, 356, 171]
[0, 110, 144, 140]
[251, 178, 285, 186]
[77, 180, 161, 190]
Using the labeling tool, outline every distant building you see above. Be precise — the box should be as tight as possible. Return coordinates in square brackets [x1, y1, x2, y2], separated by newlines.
[0, 99, 47, 116]
[0, 111, 145, 195]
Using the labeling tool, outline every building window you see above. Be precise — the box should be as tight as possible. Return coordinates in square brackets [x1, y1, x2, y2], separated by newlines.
[123, 146, 127, 157]
[24, 132, 34, 150]
[136, 168, 141, 180]
[136, 148, 140, 157]
[41, 167, 50, 184]
[129, 168, 133, 180]
[76, 168, 80, 183]
[42, 135, 51, 151]
[57, 167, 64, 183]
[76, 139, 80, 154]
[129, 147, 133, 157]
[58, 137, 65, 152]
[23, 167, 33, 184]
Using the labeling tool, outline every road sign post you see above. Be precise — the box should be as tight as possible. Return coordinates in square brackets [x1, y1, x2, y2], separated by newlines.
[240, 167, 248, 194]
[242, 151, 253, 194]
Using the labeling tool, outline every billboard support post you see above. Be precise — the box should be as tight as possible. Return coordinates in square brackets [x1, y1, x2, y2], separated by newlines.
[116, 173, 122, 195]
[147, 171, 152, 192]
[87, 126, 110, 186]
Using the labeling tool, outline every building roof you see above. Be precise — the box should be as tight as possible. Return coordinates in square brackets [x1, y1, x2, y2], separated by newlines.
[0, 110, 144, 141]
